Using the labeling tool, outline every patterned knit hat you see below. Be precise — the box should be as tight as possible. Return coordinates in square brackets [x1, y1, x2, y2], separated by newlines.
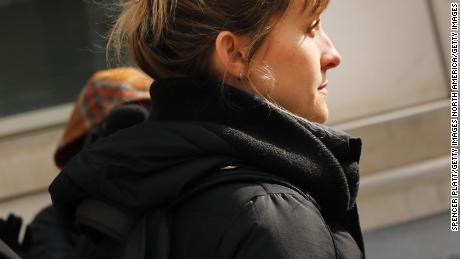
[54, 67, 153, 169]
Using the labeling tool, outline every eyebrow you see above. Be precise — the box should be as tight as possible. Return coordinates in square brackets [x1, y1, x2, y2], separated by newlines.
[302, 0, 330, 15]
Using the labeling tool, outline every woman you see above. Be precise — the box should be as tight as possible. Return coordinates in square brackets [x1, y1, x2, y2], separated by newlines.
[50, 0, 365, 258]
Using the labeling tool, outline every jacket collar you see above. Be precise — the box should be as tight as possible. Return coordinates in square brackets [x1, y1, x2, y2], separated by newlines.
[148, 77, 362, 219]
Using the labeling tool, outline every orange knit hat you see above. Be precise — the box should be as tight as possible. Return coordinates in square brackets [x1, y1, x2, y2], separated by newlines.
[54, 67, 153, 169]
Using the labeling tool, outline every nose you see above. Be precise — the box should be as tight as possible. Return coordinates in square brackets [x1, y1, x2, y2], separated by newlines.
[320, 32, 341, 70]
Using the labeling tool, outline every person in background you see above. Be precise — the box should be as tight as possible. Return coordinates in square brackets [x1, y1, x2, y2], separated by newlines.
[0, 67, 152, 259]
[49, 0, 366, 258]
[54, 67, 153, 169]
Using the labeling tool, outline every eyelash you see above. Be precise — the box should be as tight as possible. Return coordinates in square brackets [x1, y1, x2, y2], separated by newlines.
[307, 19, 321, 33]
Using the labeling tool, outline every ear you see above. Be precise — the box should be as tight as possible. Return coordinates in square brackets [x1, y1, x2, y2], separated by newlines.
[213, 31, 249, 80]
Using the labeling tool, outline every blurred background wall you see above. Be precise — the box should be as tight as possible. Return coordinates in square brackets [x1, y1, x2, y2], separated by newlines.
[0, 0, 456, 258]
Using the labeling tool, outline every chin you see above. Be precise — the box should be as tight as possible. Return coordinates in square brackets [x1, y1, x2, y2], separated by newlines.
[312, 115, 328, 124]
[307, 108, 328, 124]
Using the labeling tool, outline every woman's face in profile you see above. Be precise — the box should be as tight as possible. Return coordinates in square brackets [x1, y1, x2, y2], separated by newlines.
[250, 0, 341, 123]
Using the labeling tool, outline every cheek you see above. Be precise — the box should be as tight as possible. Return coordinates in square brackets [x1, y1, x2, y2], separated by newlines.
[248, 34, 325, 119]
[267, 42, 320, 100]
[267, 43, 328, 121]
[266, 38, 319, 86]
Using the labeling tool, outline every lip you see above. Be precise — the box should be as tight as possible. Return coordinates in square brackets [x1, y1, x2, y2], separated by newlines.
[318, 80, 328, 90]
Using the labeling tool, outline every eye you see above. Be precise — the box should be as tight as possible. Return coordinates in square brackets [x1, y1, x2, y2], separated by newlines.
[307, 18, 321, 33]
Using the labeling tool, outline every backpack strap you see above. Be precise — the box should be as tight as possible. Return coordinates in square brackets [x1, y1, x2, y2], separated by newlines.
[75, 199, 138, 243]
[124, 208, 171, 259]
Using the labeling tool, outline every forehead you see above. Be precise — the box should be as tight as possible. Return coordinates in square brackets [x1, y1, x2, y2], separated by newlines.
[299, 0, 330, 16]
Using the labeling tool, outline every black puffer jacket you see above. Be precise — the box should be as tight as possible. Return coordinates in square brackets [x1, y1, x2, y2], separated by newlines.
[49, 77, 365, 258]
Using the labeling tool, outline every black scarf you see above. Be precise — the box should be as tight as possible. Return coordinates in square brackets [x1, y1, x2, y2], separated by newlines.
[148, 76, 362, 220]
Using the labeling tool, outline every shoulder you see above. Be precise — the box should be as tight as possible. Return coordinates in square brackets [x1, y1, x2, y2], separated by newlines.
[175, 170, 323, 225]
[217, 186, 337, 259]
[173, 171, 336, 259]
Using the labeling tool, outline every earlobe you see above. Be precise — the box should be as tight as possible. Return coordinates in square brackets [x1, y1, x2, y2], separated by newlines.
[214, 31, 248, 79]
